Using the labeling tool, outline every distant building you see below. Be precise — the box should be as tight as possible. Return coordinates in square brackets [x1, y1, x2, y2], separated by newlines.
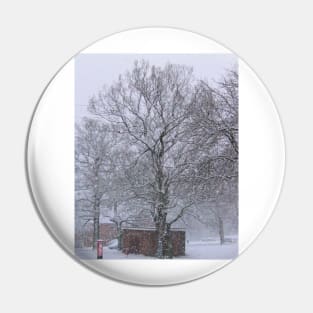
[78, 223, 117, 248]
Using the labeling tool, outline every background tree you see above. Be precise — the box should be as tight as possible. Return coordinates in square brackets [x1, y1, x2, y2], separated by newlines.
[75, 119, 114, 249]
[186, 69, 238, 245]
[75, 119, 153, 250]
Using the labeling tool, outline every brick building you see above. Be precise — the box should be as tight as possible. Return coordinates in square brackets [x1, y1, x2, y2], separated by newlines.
[122, 227, 185, 257]
[80, 223, 117, 247]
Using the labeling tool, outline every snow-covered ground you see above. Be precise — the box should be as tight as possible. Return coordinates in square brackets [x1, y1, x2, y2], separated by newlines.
[182, 241, 237, 259]
[75, 239, 238, 260]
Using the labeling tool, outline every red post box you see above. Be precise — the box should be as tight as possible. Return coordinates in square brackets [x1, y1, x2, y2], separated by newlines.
[97, 240, 104, 259]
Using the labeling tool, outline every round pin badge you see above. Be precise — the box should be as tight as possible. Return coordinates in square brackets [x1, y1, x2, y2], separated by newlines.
[27, 27, 285, 286]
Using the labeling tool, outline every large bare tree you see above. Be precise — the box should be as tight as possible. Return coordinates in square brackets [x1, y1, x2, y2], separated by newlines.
[89, 61, 200, 257]
[85, 60, 238, 258]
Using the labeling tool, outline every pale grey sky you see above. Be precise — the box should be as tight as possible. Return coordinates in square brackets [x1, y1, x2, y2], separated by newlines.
[75, 54, 237, 121]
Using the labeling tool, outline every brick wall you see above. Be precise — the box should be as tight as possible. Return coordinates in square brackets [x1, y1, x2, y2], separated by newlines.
[122, 228, 185, 257]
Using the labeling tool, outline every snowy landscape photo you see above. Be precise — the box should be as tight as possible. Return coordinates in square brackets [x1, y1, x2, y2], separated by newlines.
[75, 54, 238, 259]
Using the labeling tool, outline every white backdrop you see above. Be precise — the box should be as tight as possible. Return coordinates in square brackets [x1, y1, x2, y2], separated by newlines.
[0, 1, 312, 312]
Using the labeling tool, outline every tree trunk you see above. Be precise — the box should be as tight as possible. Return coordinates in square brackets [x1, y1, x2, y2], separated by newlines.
[163, 223, 172, 258]
[156, 213, 172, 258]
[154, 137, 170, 258]
[92, 199, 100, 249]
[92, 216, 100, 249]
[156, 212, 165, 258]
[218, 217, 225, 245]
[113, 201, 118, 217]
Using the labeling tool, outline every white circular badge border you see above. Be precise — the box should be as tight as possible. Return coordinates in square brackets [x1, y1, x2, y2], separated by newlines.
[26, 27, 285, 286]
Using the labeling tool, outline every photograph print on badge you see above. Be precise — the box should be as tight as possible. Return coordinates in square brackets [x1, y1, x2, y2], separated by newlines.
[74, 53, 238, 260]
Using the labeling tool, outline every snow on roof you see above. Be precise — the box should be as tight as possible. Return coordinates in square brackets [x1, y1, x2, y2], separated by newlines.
[122, 227, 185, 231]
[100, 216, 114, 224]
